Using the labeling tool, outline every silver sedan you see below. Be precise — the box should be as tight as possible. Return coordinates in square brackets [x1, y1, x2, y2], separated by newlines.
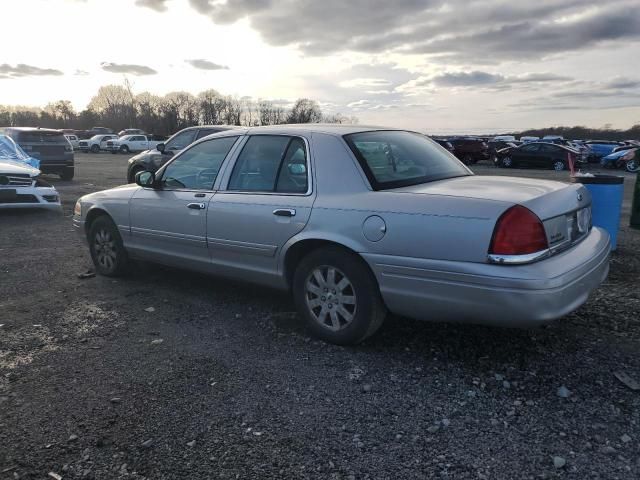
[73, 125, 610, 345]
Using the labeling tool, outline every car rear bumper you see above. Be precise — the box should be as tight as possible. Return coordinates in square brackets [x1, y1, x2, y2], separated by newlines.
[363, 227, 610, 327]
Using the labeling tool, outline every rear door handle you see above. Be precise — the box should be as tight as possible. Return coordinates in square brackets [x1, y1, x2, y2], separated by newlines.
[273, 208, 296, 217]
[187, 202, 206, 210]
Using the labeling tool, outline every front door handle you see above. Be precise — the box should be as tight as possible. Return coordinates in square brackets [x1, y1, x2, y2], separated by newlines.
[187, 202, 206, 210]
[273, 208, 296, 217]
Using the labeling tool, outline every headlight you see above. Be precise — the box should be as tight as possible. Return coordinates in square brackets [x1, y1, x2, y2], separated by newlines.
[74, 200, 82, 217]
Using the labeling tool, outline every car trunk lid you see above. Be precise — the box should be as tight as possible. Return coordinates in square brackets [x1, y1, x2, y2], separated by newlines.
[392, 175, 592, 255]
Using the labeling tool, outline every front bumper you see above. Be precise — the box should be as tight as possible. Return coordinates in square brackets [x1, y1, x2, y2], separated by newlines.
[363, 227, 611, 327]
[0, 185, 62, 210]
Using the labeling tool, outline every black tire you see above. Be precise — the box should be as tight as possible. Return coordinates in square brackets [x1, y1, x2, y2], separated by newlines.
[90, 144, 100, 153]
[59, 168, 74, 181]
[128, 166, 144, 183]
[88, 216, 129, 277]
[292, 246, 386, 345]
[120, 145, 130, 154]
[626, 158, 639, 173]
[501, 156, 513, 168]
[552, 160, 565, 171]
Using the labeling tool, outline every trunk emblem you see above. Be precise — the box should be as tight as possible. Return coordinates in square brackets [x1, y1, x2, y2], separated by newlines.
[577, 193, 583, 201]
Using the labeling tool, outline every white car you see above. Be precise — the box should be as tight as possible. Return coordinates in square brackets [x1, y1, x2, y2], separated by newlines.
[64, 134, 80, 149]
[0, 135, 61, 210]
[78, 134, 119, 153]
[106, 135, 162, 154]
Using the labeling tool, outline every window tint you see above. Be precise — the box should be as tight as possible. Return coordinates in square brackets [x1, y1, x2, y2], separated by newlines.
[196, 128, 218, 140]
[19, 131, 67, 143]
[276, 138, 308, 193]
[161, 136, 238, 190]
[539, 144, 560, 153]
[228, 135, 304, 192]
[520, 144, 540, 152]
[345, 131, 470, 190]
[166, 129, 196, 151]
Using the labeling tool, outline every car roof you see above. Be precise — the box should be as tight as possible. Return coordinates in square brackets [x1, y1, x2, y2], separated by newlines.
[5, 127, 63, 133]
[248, 124, 417, 136]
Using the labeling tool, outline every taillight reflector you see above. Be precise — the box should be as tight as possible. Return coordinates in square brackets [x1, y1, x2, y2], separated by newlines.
[489, 205, 548, 256]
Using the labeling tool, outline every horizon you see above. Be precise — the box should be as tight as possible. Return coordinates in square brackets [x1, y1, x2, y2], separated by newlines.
[2, 0, 639, 133]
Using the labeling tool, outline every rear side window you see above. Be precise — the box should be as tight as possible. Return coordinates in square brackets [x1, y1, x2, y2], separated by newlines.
[18, 131, 67, 143]
[228, 136, 308, 193]
[166, 129, 197, 151]
[344, 130, 470, 190]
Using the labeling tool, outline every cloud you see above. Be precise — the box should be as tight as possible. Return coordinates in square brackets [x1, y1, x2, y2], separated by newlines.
[74, 69, 89, 76]
[0, 63, 63, 79]
[135, 0, 169, 12]
[183, 0, 640, 61]
[430, 71, 503, 87]
[404, 70, 573, 91]
[100, 62, 158, 75]
[185, 59, 229, 70]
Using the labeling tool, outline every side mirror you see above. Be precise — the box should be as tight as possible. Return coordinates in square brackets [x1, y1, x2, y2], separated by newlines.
[135, 170, 156, 188]
[156, 143, 165, 153]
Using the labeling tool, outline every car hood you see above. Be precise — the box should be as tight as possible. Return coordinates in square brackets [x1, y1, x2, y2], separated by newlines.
[0, 160, 40, 177]
[390, 175, 586, 220]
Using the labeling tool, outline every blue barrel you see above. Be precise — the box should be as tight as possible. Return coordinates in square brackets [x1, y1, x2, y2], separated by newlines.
[571, 174, 624, 250]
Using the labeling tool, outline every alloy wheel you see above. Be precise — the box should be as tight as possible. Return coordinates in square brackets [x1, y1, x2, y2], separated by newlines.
[626, 159, 639, 173]
[553, 160, 565, 171]
[94, 229, 117, 271]
[502, 156, 512, 167]
[305, 266, 356, 331]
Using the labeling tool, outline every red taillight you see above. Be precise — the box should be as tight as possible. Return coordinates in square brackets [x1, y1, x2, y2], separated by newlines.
[489, 205, 548, 256]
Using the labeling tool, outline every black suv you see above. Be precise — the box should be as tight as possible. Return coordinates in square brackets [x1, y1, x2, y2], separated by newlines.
[126, 125, 239, 183]
[448, 137, 490, 165]
[2, 127, 75, 180]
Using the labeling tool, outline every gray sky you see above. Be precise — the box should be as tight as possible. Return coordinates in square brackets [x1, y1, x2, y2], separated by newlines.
[2, 0, 639, 132]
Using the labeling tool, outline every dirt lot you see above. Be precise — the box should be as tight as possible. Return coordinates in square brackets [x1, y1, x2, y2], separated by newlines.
[1, 153, 639, 479]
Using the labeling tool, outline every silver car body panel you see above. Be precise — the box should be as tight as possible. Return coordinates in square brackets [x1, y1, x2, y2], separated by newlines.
[74, 125, 610, 327]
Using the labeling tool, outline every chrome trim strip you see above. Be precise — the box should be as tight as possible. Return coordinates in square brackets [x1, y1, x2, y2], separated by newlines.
[488, 249, 550, 265]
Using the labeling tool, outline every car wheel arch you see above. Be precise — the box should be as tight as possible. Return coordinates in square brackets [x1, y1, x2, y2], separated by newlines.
[84, 207, 112, 237]
[282, 238, 379, 292]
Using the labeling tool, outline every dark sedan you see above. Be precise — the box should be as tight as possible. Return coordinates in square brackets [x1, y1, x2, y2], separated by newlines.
[496, 142, 579, 171]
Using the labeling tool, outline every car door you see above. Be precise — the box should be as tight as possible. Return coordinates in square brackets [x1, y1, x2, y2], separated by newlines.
[207, 134, 315, 284]
[131, 135, 146, 151]
[128, 135, 241, 270]
[514, 143, 540, 167]
[537, 144, 557, 168]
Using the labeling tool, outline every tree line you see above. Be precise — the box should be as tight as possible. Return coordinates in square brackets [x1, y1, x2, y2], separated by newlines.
[0, 83, 358, 135]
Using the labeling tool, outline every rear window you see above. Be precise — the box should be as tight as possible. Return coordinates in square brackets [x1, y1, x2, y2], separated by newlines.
[18, 131, 67, 143]
[345, 130, 471, 190]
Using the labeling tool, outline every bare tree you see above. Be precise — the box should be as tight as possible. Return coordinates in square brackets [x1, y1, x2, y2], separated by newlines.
[287, 98, 322, 124]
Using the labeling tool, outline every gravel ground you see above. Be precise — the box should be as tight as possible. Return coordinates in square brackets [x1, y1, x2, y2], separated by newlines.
[1, 154, 639, 479]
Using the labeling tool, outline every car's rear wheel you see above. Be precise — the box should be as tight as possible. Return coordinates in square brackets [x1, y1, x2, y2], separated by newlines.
[626, 158, 639, 173]
[128, 165, 144, 183]
[552, 160, 565, 171]
[90, 144, 100, 153]
[120, 145, 130, 154]
[88, 216, 129, 276]
[501, 156, 512, 168]
[292, 247, 386, 345]
[59, 168, 74, 181]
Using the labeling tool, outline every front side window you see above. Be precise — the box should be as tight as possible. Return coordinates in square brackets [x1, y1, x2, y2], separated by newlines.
[228, 136, 309, 193]
[519, 144, 540, 153]
[160, 136, 239, 190]
[166, 129, 197, 151]
[344, 130, 470, 190]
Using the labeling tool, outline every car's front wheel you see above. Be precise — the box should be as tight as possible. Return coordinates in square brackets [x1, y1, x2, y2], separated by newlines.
[120, 145, 130, 154]
[90, 144, 100, 153]
[501, 156, 512, 168]
[293, 247, 386, 345]
[626, 158, 639, 173]
[88, 216, 129, 276]
[127, 165, 144, 183]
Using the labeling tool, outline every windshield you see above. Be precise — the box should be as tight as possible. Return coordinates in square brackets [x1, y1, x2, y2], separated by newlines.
[344, 130, 471, 190]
